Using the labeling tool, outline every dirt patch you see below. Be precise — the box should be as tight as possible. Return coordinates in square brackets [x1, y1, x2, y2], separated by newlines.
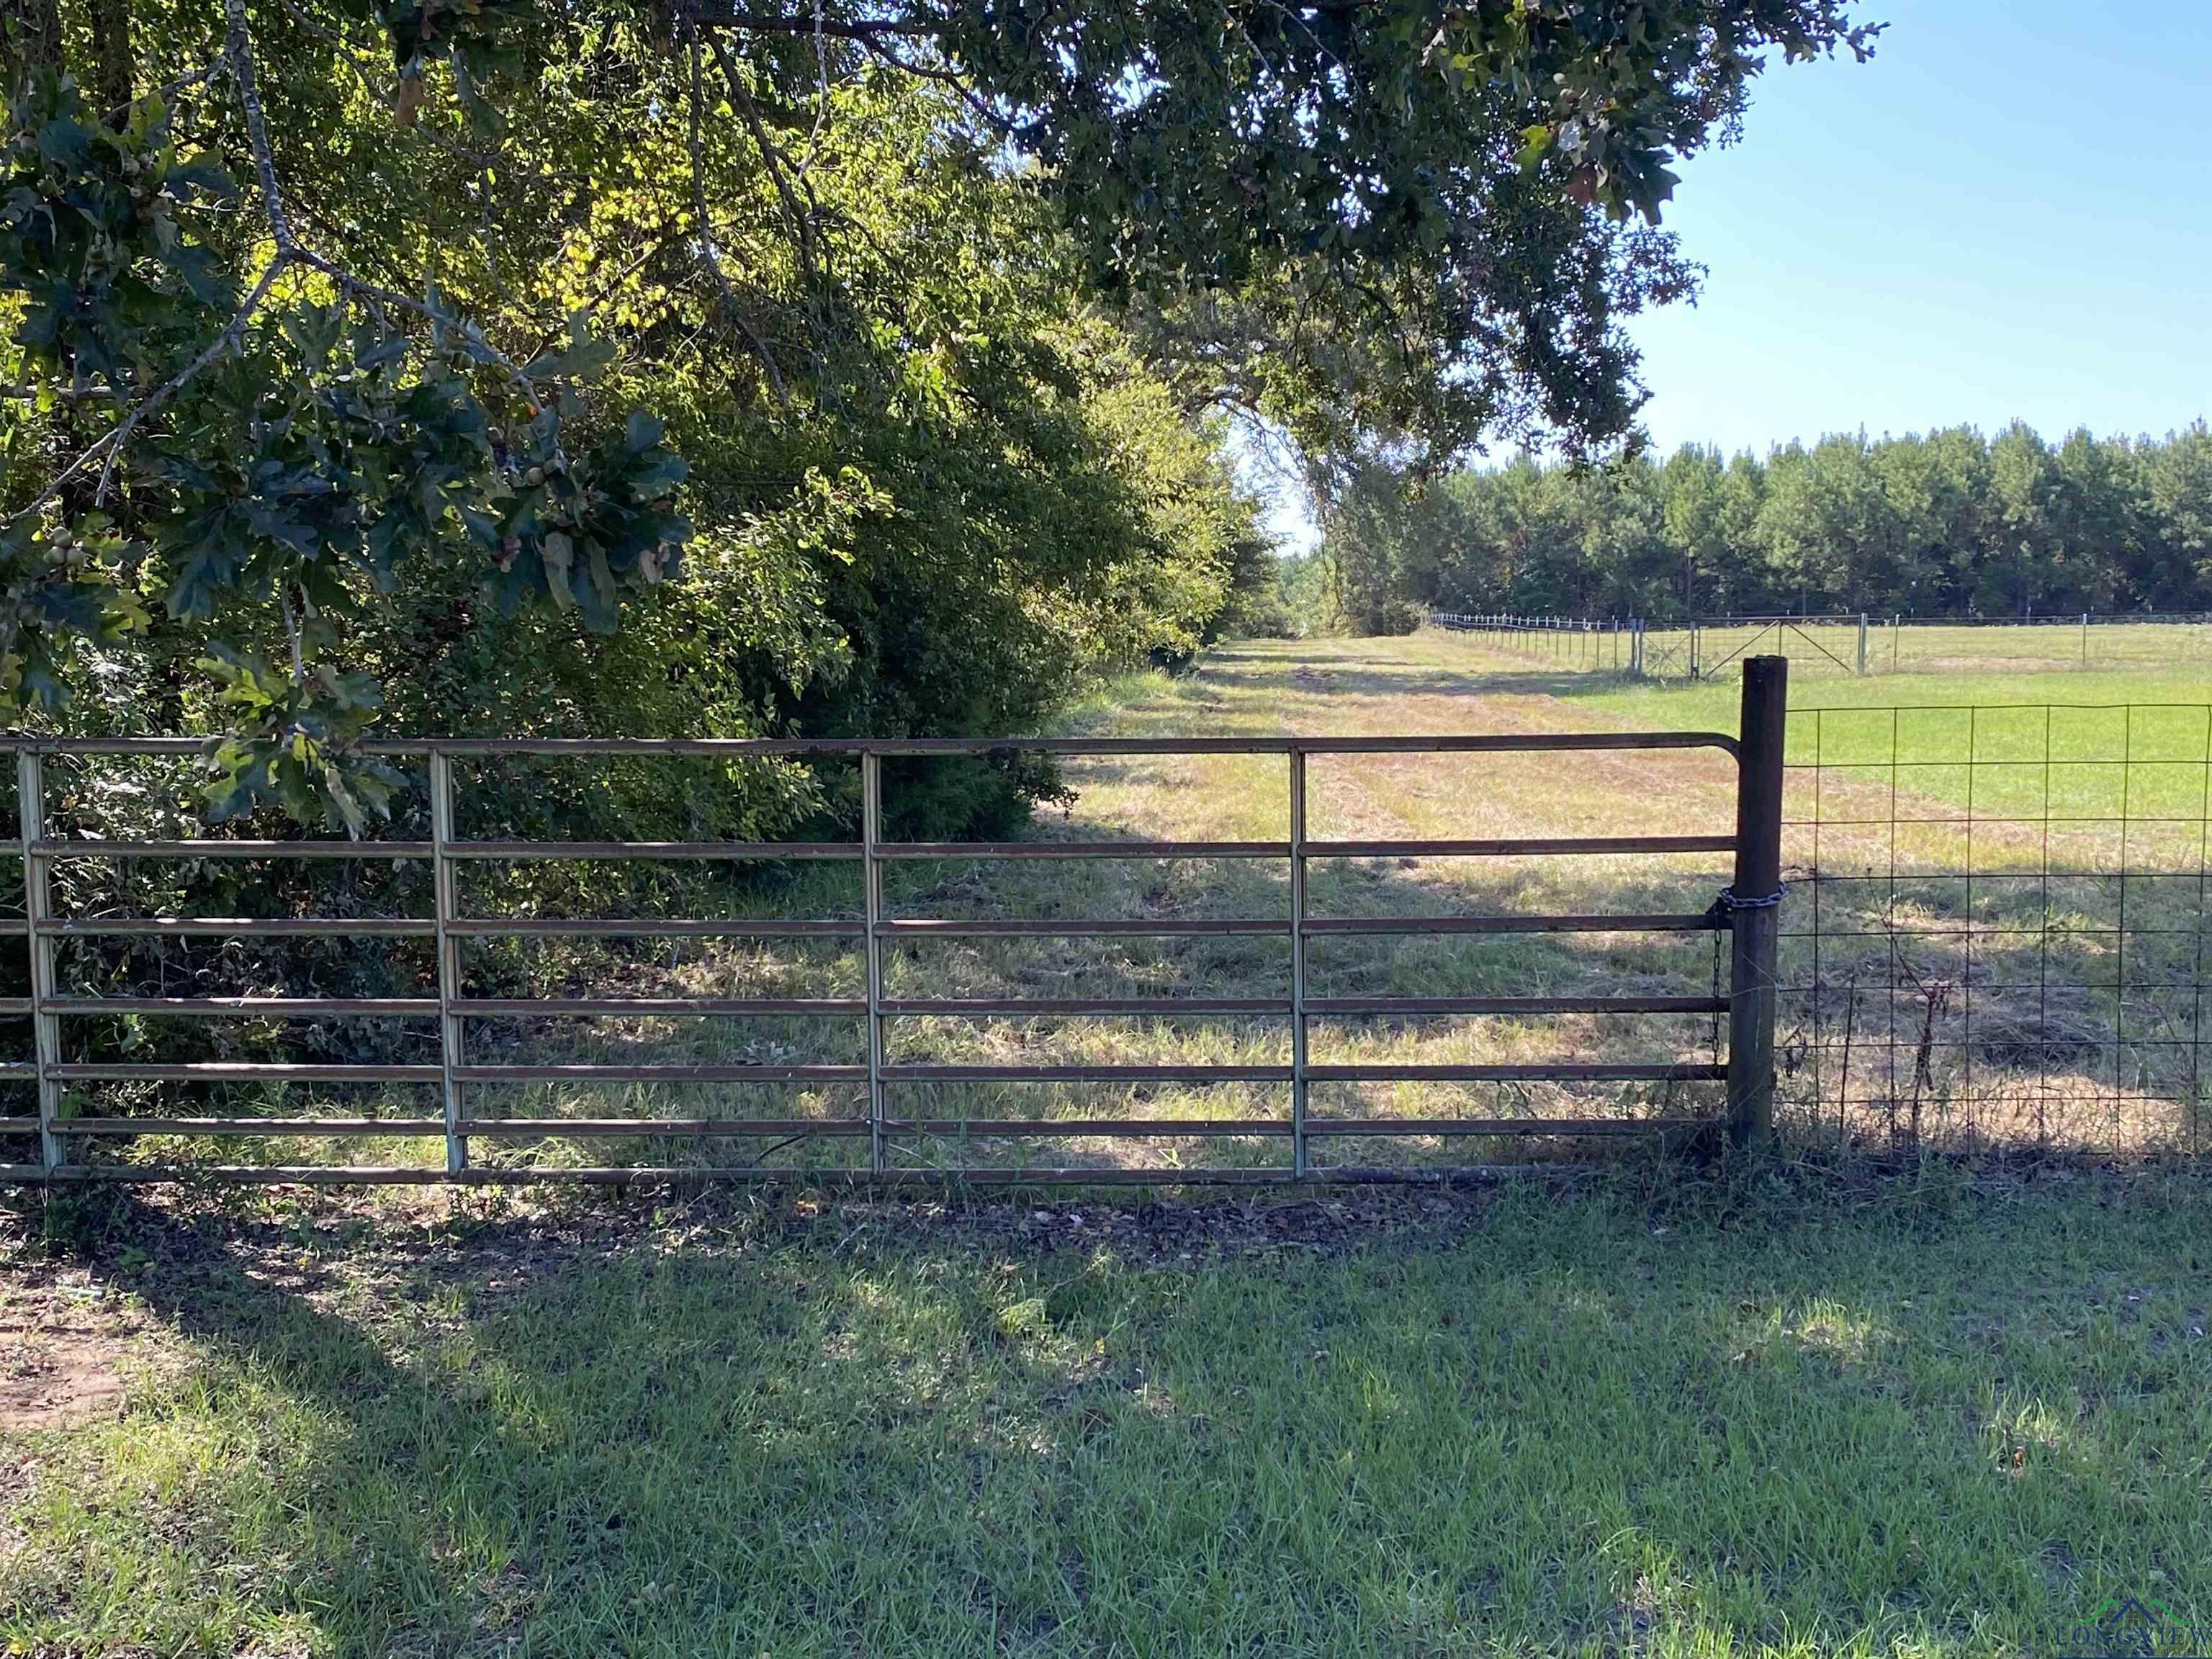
[0, 1279, 145, 1432]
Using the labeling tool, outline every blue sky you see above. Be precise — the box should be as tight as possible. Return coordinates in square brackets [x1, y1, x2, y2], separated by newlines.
[1632, 0, 2212, 456]
[1259, 0, 2212, 548]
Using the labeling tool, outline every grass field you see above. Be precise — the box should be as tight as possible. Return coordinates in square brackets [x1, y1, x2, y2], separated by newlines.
[6, 1171, 2211, 1657]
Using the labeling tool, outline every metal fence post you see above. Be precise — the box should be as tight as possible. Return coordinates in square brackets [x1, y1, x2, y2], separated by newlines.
[1287, 747, 1309, 1177]
[1725, 656, 1789, 1148]
[428, 750, 467, 1177]
[16, 752, 61, 1175]
[1856, 612, 1868, 676]
[861, 750, 886, 1175]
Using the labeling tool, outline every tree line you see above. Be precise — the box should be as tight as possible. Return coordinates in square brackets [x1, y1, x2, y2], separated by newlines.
[1319, 422, 2212, 634]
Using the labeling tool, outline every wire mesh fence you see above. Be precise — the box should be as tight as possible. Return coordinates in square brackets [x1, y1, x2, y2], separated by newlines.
[1427, 613, 1637, 673]
[1641, 616, 1867, 680]
[1432, 609, 2212, 682]
[1778, 701, 2211, 1156]
[1867, 613, 2212, 676]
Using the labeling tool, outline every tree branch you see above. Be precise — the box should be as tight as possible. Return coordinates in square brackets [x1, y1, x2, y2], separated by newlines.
[855, 37, 1020, 138]
[686, 24, 788, 404]
[8, 253, 289, 524]
[222, 0, 297, 253]
[688, 5, 924, 40]
[701, 24, 820, 287]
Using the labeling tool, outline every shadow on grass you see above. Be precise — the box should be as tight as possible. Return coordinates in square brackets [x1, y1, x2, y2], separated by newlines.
[1188, 657, 1631, 708]
[6, 1173, 2211, 1656]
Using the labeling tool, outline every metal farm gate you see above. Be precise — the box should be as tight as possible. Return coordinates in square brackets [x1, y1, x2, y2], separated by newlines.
[0, 665, 1790, 1187]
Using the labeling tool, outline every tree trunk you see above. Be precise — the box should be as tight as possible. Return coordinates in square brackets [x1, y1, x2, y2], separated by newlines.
[2, 0, 65, 88]
[88, 0, 133, 120]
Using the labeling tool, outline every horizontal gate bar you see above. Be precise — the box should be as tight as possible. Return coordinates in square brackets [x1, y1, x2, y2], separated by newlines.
[423, 737, 1302, 756]
[444, 840, 861, 860]
[1301, 913, 1725, 935]
[876, 918, 1285, 937]
[51, 1062, 442, 1082]
[452, 1063, 867, 1082]
[8, 730, 1738, 758]
[892, 1117, 1286, 1136]
[1305, 1062, 1727, 1082]
[13, 993, 1724, 1020]
[44, 996, 439, 1016]
[16, 1164, 1592, 1187]
[1306, 1116, 1706, 1137]
[1307, 835, 1734, 858]
[17, 832, 1728, 864]
[457, 1117, 871, 1136]
[13, 836, 1734, 866]
[26, 1114, 1710, 1142]
[30, 839, 433, 860]
[875, 840, 1290, 860]
[458, 997, 868, 1016]
[42, 917, 433, 937]
[26, 1165, 473, 1184]
[446, 917, 864, 938]
[1287, 732, 1740, 757]
[882, 997, 1287, 1016]
[1306, 995, 1729, 1015]
[57, 1116, 446, 1136]
[882, 1063, 1291, 1082]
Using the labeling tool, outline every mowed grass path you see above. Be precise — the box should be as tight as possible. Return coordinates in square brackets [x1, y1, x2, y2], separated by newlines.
[4, 1175, 2211, 1658]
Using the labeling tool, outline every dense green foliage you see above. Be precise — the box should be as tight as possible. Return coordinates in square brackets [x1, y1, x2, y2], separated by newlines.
[1321, 422, 2212, 630]
[4, 9, 1288, 840]
[0, 0, 1874, 841]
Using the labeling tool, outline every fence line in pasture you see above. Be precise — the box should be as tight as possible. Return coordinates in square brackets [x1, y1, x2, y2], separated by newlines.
[1432, 610, 2212, 680]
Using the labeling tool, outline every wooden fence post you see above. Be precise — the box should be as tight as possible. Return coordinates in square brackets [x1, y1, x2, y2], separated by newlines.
[1725, 656, 1788, 1148]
